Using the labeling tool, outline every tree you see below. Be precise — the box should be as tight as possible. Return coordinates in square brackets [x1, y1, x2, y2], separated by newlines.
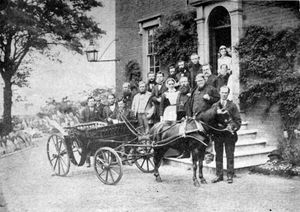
[0, 0, 105, 134]
[154, 11, 197, 66]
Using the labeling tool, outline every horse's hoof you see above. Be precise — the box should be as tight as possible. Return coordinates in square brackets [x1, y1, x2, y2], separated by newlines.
[200, 179, 207, 184]
[156, 177, 162, 183]
[193, 180, 200, 187]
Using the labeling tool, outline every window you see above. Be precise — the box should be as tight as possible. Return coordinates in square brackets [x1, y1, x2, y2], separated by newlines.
[147, 28, 160, 73]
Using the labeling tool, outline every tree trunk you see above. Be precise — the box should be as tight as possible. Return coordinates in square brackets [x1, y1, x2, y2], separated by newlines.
[2, 78, 13, 135]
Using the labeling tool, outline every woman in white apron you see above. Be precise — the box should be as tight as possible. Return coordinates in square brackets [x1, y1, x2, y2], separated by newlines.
[160, 78, 179, 122]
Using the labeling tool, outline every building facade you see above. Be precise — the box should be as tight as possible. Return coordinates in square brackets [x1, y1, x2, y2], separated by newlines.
[115, 0, 300, 141]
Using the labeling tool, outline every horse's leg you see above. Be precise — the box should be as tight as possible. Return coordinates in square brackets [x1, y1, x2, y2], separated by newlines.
[153, 148, 166, 182]
[198, 147, 207, 184]
[192, 149, 200, 187]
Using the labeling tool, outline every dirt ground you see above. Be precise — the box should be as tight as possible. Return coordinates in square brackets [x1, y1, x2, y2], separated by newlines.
[0, 137, 300, 212]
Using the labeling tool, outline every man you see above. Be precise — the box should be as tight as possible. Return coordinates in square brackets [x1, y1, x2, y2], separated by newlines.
[95, 96, 105, 122]
[114, 99, 135, 122]
[79, 97, 99, 122]
[188, 53, 202, 89]
[176, 59, 191, 83]
[211, 86, 241, 184]
[167, 65, 178, 82]
[103, 94, 118, 124]
[151, 71, 168, 123]
[79, 96, 100, 167]
[202, 64, 218, 88]
[190, 74, 220, 120]
[122, 82, 133, 108]
[131, 81, 152, 133]
[146, 71, 157, 92]
[216, 64, 230, 91]
[176, 76, 191, 120]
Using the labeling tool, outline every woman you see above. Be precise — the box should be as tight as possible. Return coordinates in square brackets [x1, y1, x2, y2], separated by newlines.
[218, 45, 237, 102]
[160, 78, 179, 122]
[217, 45, 232, 75]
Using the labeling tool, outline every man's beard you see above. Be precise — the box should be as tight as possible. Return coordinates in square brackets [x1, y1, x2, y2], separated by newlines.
[140, 90, 146, 94]
[149, 79, 155, 83]
[123, 91, 131, 98]
[179, 85, 190, 94]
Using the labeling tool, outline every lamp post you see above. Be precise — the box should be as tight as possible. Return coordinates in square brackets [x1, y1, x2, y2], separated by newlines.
[85, 39, 119, 62]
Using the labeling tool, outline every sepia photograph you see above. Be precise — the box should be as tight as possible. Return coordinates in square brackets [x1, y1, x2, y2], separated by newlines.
[0, 0, 300, 211]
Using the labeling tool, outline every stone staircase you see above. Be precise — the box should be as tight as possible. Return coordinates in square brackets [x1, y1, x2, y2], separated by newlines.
[164, 120, 277, 173]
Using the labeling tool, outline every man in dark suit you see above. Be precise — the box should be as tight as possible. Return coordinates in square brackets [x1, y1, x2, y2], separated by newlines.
[176, 59, 191, 83]
[151, 71, 168, 123]
[203, 64, 218, 88]
[146, 71, 157, 92]
[103, 94, 118, 124]
[79, 97, 99, 122]
[190, 73, 220, 120]
[211, 86, 241, 184]
[188, 53, 203, 89]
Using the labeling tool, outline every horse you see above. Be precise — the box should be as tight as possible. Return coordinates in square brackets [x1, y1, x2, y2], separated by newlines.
[149, 108, 231, 187]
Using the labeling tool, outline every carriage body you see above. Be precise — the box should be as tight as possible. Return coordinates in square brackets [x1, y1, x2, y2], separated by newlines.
[46, 120, 154, 185]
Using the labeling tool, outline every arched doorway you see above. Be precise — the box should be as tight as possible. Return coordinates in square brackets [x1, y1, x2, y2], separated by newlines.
[208, 6, 231, 74]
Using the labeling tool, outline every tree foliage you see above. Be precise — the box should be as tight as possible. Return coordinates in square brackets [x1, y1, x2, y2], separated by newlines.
[236, 25, 300, 130]
[154, 10, 197, 66]
[0, 0, 105, 134]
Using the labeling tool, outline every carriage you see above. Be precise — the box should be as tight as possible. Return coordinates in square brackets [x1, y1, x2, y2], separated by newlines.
[46, 118, 155, 185]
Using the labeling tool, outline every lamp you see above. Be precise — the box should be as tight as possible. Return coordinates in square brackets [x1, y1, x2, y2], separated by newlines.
[85, 39, 119, 62]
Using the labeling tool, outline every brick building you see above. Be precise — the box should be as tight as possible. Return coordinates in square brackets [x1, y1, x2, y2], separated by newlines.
[115, 0, 300, 144]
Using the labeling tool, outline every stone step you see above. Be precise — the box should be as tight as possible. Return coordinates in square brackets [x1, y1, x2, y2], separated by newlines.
[237, 129, 257, 140]
[164, 146, 276, 174]
[235, 138, 267, 152]
[240, 121, 248, 130]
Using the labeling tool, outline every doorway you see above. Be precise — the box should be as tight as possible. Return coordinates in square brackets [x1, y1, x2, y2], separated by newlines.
[208, 6, 231, 74]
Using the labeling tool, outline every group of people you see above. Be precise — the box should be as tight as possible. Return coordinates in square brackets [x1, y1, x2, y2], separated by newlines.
[79, 45, 241, 184]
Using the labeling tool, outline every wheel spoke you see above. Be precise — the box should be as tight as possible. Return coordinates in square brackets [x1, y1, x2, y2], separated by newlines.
[97, 169, 105, 176]
[140, 158, 146, 168]
[53, 157, 59, 171]
[60, 156, 68, 167]
[105, 170, 108, 182]
[149, 158, 155, 167]
[108, 169, 115, 182]
[52, 136, 59, 152]
[110, 167, 120, 175]
[146, 160, 149, 171]
[58, 157, 61, 175]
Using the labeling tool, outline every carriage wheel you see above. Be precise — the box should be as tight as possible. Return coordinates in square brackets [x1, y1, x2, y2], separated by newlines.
[94, 147, 123, 185]
[14, 135, 27, 149]
[70, 138, 87, 166]
[134, 139, 155, 173]
[47, 134, 70, 176]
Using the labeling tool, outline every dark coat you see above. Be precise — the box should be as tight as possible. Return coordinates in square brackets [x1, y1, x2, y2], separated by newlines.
[79, 106, 100, 123]
[102, 103, 119, 122]
[212, 100, 242, 132]
[188, 62, 203, 89]
[206, 74, 218, 88]
[151, 83, 168, 104]
[190, 84, 220, 119]
[146, 81, 157, 92]
[216, 73, 230, 91]
[176, 68, 191, 83]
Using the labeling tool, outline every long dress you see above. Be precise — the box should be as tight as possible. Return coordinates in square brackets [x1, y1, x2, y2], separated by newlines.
[162, 90, 179, 121]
